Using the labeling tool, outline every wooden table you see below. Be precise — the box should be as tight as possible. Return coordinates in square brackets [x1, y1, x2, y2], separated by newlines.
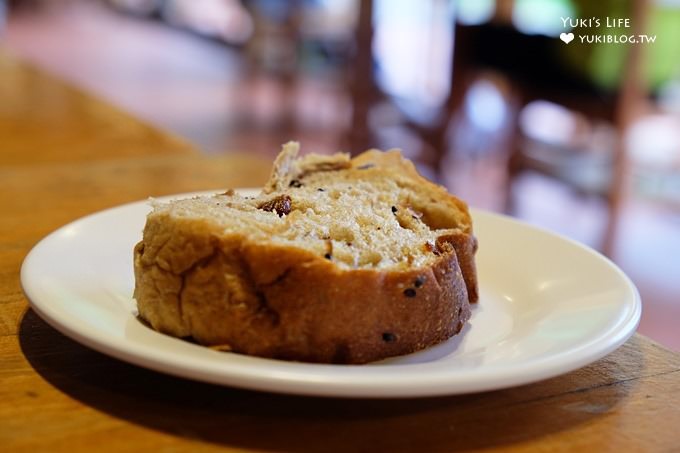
[2, 52, 680, 452]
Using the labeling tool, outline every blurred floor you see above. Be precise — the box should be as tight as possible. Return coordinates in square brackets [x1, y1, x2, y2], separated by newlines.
[3, 1, 679, 350]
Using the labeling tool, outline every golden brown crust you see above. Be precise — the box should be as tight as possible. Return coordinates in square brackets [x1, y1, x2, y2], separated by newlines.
[134, 145, 478, 364]
[134, 225, 471, 364]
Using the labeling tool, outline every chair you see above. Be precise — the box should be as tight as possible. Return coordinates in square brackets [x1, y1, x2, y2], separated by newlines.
[439, 0, 651, 256]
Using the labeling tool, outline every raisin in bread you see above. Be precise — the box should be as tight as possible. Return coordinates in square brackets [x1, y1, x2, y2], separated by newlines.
[133, 142, 478, 364]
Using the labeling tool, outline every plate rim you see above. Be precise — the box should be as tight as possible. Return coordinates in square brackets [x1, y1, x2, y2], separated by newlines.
[20, 190, 642, 398]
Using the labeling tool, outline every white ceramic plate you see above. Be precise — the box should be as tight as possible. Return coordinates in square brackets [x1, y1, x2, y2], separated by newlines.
[21, 190, 641, 398]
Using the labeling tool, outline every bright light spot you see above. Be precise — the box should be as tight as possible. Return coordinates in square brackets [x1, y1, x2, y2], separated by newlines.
[454, 0, 494, 25]
[627, 114, 680, 168]
[373, 0, 454, 107]
[512, 0, 575, 37]
[59, 225, 80, 238]
[520, 100, 579, 145]
[465, 79, 507, 132]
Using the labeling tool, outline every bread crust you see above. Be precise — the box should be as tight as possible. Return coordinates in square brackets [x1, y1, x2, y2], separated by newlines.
[134, 217, 472, 363]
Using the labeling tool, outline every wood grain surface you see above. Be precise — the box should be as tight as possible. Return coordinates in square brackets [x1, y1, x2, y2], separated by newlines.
[1, 52, 680, 453]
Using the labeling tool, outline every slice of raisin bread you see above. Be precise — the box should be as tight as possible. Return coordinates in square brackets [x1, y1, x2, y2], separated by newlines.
[133, 142, 478, 364]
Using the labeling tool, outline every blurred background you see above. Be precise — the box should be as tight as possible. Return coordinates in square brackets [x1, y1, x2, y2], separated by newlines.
[1, 0, 679, 349]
